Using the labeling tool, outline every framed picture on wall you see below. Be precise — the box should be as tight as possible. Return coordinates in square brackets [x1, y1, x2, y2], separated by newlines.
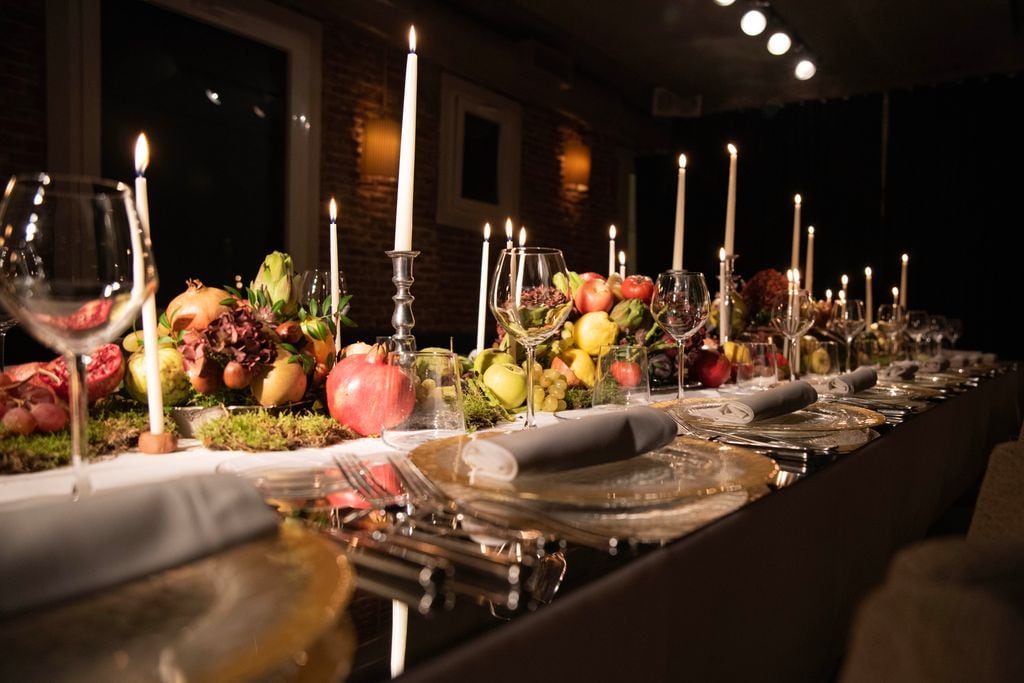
[437, 74, 522, 230]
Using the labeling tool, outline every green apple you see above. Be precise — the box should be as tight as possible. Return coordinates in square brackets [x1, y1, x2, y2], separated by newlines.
[809, 348, 831, 374]
[474, 348, 515, 376]
[124, 347, 192, 406]
[482, 362, 528, 409]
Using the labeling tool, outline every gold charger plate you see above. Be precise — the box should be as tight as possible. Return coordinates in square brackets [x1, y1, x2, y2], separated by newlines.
[851, 383, 943, 401]
[665, 397, 886, 436]
[0, 523, 356, 682]
[410, 432, 778, 509]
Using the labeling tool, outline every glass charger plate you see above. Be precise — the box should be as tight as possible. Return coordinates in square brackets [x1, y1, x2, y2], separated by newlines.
[666, 398, 886, 436]
[409, 433, 778, 509]
[0, 524, 356, 682]
[847, 383, 943, 401]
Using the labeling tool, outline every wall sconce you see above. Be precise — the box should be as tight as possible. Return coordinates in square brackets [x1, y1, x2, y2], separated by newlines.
[361, 117, 401, 179]
[561, 140, 591, 191]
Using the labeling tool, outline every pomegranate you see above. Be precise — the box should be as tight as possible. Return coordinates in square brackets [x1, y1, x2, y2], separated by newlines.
[186, 355, 223, 394]
[34, 344, 125, 404]
[326, 345, 415, 437]
[166, 279, 233, 332]
[222, 360, 253, 390]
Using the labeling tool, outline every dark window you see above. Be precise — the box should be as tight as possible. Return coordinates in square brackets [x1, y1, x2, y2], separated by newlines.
[460, 113, 500, 204]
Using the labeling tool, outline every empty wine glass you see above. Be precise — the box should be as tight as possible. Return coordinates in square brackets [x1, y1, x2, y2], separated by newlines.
[650, 270, 710, 398]
[0, 308, 17, 372]
[906, 309, 930, 359]
[0, 174, 155, 497]
[928, 314, 948, 353]
[946, 318, 963, 348]
[490, 247, 573, 428]
[828, 298, 866, 373]
[771, 291, 815, 381]
[876, 303, 907, 358]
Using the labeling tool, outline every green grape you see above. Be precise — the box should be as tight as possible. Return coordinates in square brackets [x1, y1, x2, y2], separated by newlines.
[532, 387, 545, 406]
[541, 395, 559, 412]
[548, 386, 565, 400]
[552, 378, 568, 392]
[543, 368, 561, 382]
[540, 374, 553, 388]
[557, 400, 567, 411]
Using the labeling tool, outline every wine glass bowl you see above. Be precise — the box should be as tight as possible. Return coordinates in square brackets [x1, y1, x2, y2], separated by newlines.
[828, 298, 866, 373]
[771, 292, 815, 380]
[0, 174, 155, 496]
[876, 303, 907, 359]
[650, 270, 710, 398]
[490, 247, 572, 428]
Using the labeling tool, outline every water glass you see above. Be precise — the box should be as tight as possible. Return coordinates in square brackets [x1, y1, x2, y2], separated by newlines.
[593, 345, 650, 407]
[381, 350, 466, 450]
[805, 340, 840, 380]
[735, 342, 778, 392]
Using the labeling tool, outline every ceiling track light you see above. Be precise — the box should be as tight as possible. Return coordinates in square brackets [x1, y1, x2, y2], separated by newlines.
[719, 1, 819, 80]
[740, 9, 767, 36]
[767, 31, 791, 55]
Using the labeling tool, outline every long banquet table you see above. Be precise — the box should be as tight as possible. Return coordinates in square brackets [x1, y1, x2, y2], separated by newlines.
[2, 367, 1021, 681]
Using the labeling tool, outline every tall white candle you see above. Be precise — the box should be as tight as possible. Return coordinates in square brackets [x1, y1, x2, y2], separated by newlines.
[790, 194, 802, 270]
[476, 223, 490, 352]
[394, 27, 417, 252]
[899, 254, 908, 308]
[841, 274, 849, 297]
[805, 226, 815, 295]
[673, 154, 687, 270]
[329, 197, 341, 354]
[618, 250, 626, 279]
[608, 224, 617, 277]
[134, 134, 164, 436]
[718, 247, 730, 342]
[514, 227, 526, 304]
[724, 144, 738, 256]
[864, 267, 873, 325]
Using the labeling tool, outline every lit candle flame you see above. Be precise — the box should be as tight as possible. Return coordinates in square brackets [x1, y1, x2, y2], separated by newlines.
[865, 266, 872, 277]
[329, 197, 337, 223]
[841, 274, 849, 286]
[902, 253, 909, 264]
[505, 218, 513, 241]
[892, 286, 899, 298]
[408, 26, 416, 53]
[794, 193, 802, 206]
[609, 224, 617, 240]
[793, 268, 800, 282]
[134, 133, 149, 175]
[618, 250, 625, 266]
[678, 154, 687, 169]
[719, 247, 726, 262]
[808, 225, 815, 235]
[786, 269, 794, 283]
[518, 226, 526, 246]
[727, 143, 738, 155]
[483, 222, 491, 240]
[826, 288, 833, 300]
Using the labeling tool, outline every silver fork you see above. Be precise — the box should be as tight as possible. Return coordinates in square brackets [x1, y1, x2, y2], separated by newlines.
[388, 454, 623, 552]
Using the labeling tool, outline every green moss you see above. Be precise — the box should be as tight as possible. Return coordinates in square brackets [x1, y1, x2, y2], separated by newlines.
[196, 411, 354, 451]
[564, 387, 593, 411]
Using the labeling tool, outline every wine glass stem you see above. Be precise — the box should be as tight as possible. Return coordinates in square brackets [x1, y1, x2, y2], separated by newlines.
[677, 339, 685, 399]
[846, 337, 854, 373]
[524, 345, 538, 429]
[67, 353, 93, 499]
[788, 337, 796, 381]
[0, 331, 5, 373]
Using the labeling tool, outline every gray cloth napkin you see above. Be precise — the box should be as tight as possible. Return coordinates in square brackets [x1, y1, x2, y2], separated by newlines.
[881, 361, 918, 380]
[462, 407, 678, 481]
[829, 367, 878, 394]
[690, 381, 818, 425]
[922, 356, 950, 372]
[0, 474, 278, 617]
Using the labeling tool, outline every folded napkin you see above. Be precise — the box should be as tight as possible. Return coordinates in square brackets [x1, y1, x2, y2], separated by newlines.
[827, 366, 878, 394]
[948, 354, 969, 369]
[461, 407, 678, 481]
[0, 474, 278, 617]
[689, 381, 818, 426]
[881, 361, 918, 380]
[922, 356, 951, 373]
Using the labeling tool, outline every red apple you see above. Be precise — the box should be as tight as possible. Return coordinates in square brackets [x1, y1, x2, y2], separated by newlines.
[620, 275, 654, 303]
[573, 278, 614, 313]
[578, 272, 605, 282]
[694, 349, 732, 388]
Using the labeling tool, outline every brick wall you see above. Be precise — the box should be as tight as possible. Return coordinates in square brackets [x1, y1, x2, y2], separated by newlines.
[0, 0, 46, 179]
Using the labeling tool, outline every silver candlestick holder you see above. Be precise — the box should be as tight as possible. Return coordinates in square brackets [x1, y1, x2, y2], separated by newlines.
[387, 250, 419, 353]
[719, 254, 738, 344]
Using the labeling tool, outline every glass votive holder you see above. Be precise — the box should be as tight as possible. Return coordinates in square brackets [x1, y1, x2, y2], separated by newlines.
[381, 350, 466, 451]
[593, 345, 651, 407]
[735, 341, 778, 392]
[805, 340, 840, 380]
[300, 268, 348, 313]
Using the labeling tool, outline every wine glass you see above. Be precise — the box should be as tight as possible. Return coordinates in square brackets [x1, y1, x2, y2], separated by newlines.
[490, 247, 573, 429]
[876, 303, 907, 359]
[946, 318, 963, 348]
[906, 309, 929, 359]
[771, 291, 815, 381]
[0, 308, 17, 372]
[928, 314, 948, 353]
[828, 298, 866, 373]
[650, 270, 710, 399]
[0, 174, 155, 497]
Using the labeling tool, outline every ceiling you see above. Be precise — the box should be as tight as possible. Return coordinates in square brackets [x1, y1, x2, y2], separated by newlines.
[439, 0, 1024, 115]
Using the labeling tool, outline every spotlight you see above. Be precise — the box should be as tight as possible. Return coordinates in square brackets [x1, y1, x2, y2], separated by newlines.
[795, 59, 817, 80]
[204, 89, 222, 105]
[740, 9, 767, 36]
[713, 0, 736, 5]
[767, 32, 792, 55]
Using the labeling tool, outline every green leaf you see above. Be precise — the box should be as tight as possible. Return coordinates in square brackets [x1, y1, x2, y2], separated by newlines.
[310, 299, 319, 317]
[224, 285, 242, 298]
[339, 314, 357, 328]
[158, 311, 171, 329]
[280, 342, 298, 354]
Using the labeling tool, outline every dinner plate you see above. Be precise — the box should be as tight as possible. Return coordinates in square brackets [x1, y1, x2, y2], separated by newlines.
[845, 383, 943, 401]
[0, 524, 356, 682]
[409, 433, 778, 509]
[667, 398, 886, 436]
